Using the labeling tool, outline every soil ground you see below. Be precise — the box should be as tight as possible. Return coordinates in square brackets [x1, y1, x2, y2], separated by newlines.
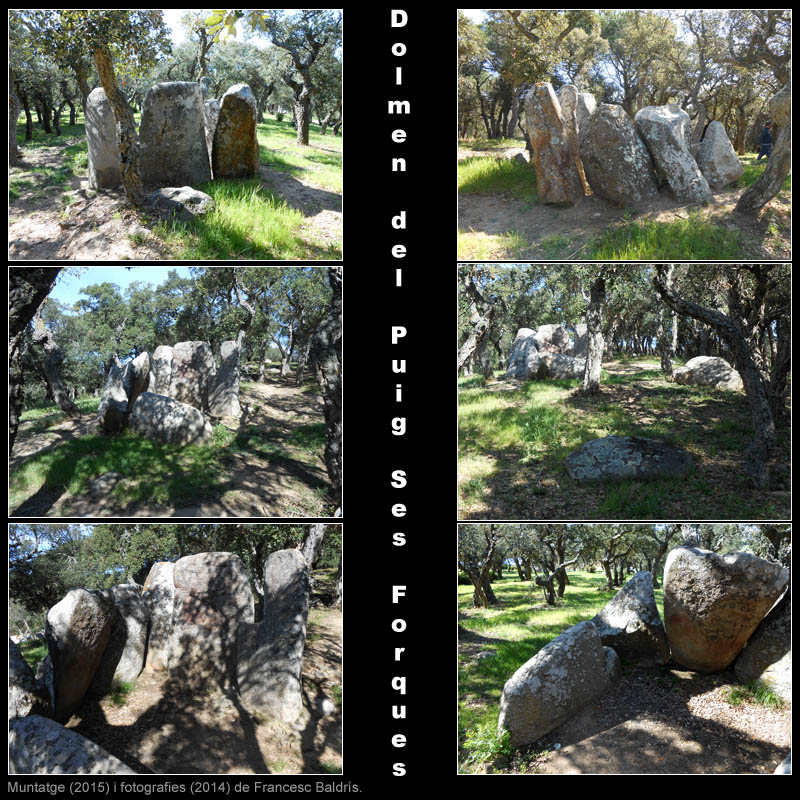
[458, 358, 791, 520]
[458, 142, 791, 260]
[10, 378, 331, 518]
[8, 137, 342, 261]
[459, 628, 790, 774]
[67, 605, 342, 774]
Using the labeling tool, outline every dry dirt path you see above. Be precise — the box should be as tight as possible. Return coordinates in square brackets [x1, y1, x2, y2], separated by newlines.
[66, 605, 342, 774]
[10, 380, 331, 518]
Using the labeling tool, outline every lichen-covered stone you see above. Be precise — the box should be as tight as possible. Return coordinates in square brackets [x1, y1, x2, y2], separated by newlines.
[505, 328, 540, 380]
[139, 81, 211, 187]
[592, 571, 670, 665]
[212, 83, 260, 179]
[169, 341, 217, 410]
[634, 104, 712, 203]
[147, 186, 215, 223]
[565, 435, 692, 483]
[580, 103, 659, 207]
[673, 355, 742, 391]
[203, 98, 221, 164]
[85, 88, 121, 190]
[208, 340, 242, 419]
[663, 547, 789, 672]
[498, 620, 620, 746]
[696, 121, 744, 189]
[524, 82, 584, 205]
[142, 561, 175, 671]
[557, 85, 591, 196]
[129, 391, 213, 447]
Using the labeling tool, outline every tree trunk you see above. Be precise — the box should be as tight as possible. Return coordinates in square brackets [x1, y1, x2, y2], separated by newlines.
[9, 70, 22, 164]
[582, 276, 606, 394]
[659, 264, 675, 379]
[31, 307, 81, 418]
[334, 555, 342, 609]
[309, 268, 343, 505]
[294, 96, 311, 145]
[735, 82, 791, 215]
[93, 45, 145, 206]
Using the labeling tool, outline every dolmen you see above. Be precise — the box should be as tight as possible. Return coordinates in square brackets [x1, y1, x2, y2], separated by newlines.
[506, 324, 586, 381]
[522, 83, 742, 208]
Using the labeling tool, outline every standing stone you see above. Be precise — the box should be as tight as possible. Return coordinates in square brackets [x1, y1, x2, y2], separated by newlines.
[238, 550, 310, 723]
[557, 85, 591, 196]
[139, 81, 211, 187]
[734, 589, 791, 703]
[571, 323, 589, 358]
[129, 392, 214, 447]
[121, 352, 151, 412]
[524, 82, 584, 205]
[96, 362, 130, 435]
[212, 83, 260, 179]
[531, 323, 572, 354]
[142, 562, 175, 671]
[580, 103, 659, 207]
[168, 552, 254, 690]
[591, 571, 670, 665]
[46, 589, 113, 722]
[10, 715, 137, 774]
[208, 340, 243, 419]
[696, 121, 744, 189]
[505, 328, 540, 380]
[149, 345, 174, 395]
[634, 104, 713, 203]
[89, 584, 150, 697]
[9, 639, 51, 719]
[575, 91, 597, 131]
[169, 340, 216, 411]
[203, 99, 221, 166]
[663, 547, 789, 672]
[85, 87, 121, 190]
[498, 620, 620, 747]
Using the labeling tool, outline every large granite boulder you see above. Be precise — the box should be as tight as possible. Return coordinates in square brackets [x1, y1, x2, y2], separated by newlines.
[139, 81, 211, 187]
[558, 86, 596, 133]
[238, 549, 310, 723]
[46, 589, 113, 722]
[208, 340, 243, 419]
[142, 561, 175, 671]
[571, 323, 588, 358]
[696, 121, 744, 189]
[89, 584, 149, 697]
[9, 715, 136, 774]
[674, 356, 743, 391]
[498, 620, 620, 747]
[212, 83, 260, 179]
[531, 323, 571, 354]
[537, 353, 585, 380]
[663, 547, 789, 672]
[9, 639, 51, 719]
[565, 435, 692, 483]
[634, 104, 712, 204]
[580, 103, 659, 207]
[506, 328, 541, 380]
[169, 340, 217, 411]
[85, 87, 121, 190]
[168, 552, 254, 690]
[149, 345, 174, 395]
[591, 571, 670, 665]
[129, 392, 214, 447]
[524, 82, 584, 205]
[734, 589, 791, 703]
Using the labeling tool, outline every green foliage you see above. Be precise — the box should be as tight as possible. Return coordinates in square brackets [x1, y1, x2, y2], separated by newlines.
[458, 156, 538, 201]
[462, 724, 513, 766]
[108, 680, 136, 707]
[725, 681, 784, 710]
[18, 639, 49, 673]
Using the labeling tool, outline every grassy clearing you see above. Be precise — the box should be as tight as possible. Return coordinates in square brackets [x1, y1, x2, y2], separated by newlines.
[12, 112, 342, 260]
[585, 213, 743, 260]
[458, 569, 660, 772]
[458, 357, 790, 520]
[458, 156, 538, 201]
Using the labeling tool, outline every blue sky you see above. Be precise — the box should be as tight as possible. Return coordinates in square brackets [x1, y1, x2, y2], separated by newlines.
[50, 267, 193, 309]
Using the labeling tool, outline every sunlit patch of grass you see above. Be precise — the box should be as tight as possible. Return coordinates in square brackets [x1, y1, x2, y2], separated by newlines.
[458, 230, 529, 260]
[725, 680, 784, 709]
[587, 214, 743, 259]
[458, 156, 538, 201]
[736, 153, 791, 191]
[18, 638, 48, 673]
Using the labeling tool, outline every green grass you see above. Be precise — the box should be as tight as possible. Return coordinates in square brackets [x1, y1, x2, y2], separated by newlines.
[724, 680, 784, 710]
[458, 156, 538, 201]
[586, 214, 743, 260]
[108, 680, 136, 707]
[457, 229, 529, 260]
[18, 638, 48, 673]
[736, 153, 792, 192]
[458, 569, 664, 772]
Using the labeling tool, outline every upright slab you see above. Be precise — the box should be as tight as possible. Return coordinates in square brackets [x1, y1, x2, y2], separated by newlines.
[696, 121, 744, 189]
[169, 340, 216, 411]
[238, 549, 310, 723]
[139, 81, 211, 187]
[142, 562, 175, 671]
[85, 87, 122, 189]
[208, 339, 243, 419]
[203, 99, 221, 165]
[212, 83, 260, 179]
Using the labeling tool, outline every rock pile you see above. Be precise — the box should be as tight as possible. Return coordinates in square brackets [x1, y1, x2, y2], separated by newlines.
[523, 84, 742, 207]
[496, 547, 789, 749]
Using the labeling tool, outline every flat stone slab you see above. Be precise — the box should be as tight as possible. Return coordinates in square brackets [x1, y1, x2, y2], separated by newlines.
[147, 187, 215, 224]
[565, 435, 692, 483]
